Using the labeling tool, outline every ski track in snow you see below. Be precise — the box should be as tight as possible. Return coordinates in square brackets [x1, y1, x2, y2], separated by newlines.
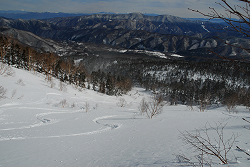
[93, 115, 122, 130]
[0, 114, 122, 141]
[0, 98, 123, 141]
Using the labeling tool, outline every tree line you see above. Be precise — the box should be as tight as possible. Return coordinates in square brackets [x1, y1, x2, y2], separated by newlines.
[0, 34, 132, 95]
[99, 57, 250, 109]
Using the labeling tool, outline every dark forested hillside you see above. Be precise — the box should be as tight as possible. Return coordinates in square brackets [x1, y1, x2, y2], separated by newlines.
[1, 13, 249, 60]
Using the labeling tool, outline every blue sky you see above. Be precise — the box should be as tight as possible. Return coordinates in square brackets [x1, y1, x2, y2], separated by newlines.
[0, 0, 241, 18]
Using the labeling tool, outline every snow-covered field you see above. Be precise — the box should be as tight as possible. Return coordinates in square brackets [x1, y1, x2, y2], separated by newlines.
[0, 65, 250, 167]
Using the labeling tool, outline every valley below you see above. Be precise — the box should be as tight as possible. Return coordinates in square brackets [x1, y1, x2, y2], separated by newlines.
[1, 12, 250, 166]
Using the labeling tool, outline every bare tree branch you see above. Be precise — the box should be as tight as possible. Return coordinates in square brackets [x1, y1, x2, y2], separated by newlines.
[180, 122, 238, 164]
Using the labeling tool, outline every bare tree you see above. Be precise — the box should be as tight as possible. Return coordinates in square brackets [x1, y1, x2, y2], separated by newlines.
[189, 2, 250, 161]
[138, 97, 149, 117]
[43, 53, 58, 82]
[139, 94, 165, 119]
[0, 35, 11, 62]
[224, 93, 238, 113]
[236, 118, 250, 158]
[189, 0, 250, 70]
[180, 122, 238, 164]
[194, 1, 250, 32]
[28, 47, 34, 72]
[59, 81, 67, 92]
[198, 93, 212, 112]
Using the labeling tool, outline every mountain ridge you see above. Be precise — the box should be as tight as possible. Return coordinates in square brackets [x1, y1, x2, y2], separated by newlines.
[0, 13, 249, 60]
[45, 12, 218, 36]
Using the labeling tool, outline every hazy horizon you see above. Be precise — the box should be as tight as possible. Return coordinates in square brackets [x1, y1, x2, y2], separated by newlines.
[0, 0, 243, 18]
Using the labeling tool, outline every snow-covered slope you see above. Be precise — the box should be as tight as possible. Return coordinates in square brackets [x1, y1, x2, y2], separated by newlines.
[0, 64, 250, 166]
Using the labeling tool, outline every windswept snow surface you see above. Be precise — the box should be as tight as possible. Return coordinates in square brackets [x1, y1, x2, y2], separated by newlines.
[0, 65, 250, 166]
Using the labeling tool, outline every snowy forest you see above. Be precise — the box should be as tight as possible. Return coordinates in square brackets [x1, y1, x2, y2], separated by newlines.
[1, 32, 250, 113]
[0, 34, 132, 96]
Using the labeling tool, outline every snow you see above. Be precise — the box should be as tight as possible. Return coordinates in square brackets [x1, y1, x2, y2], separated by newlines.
[0, 65, 250, 166]
[74, 58, 83, 64]
[201, 22, 210, 33]
[201, 25, 210, 32]
[118, 49, 128, 53]
[108, 48, 168, 59]
[171, 53, 184, 58]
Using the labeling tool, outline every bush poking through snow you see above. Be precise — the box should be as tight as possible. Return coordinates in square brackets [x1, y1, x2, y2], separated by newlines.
[59, 99, 67, 108]
[117, 97, 127, 107]
[0, 63, 15, 76]
[17, 94, 24, 100]
[0, 86, 7, 100]
[85, 102, 90, 113]
[93, 103, 99, 110]
[71, 102, 76, 108]
[138, 97, 148, 115]
[180, 122, 238, 165]
[11, 89, 17, 99]
[139, 94, 165, 119]
[16, 79, 25, 86]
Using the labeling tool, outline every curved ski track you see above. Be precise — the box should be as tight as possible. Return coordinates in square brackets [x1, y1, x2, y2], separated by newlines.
[0, 94, 124, 141]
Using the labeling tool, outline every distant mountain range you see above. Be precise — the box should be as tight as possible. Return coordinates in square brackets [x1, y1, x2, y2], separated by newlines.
[0, 12, 222, 36]
[0, 10, 225, 23]
[0, 12, 249, 60]
[0, 11, 88, 20]
[0, 10, 27, 14]
[0, 11, 160, 20]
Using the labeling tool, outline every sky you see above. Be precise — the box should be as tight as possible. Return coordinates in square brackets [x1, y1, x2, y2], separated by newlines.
[0, 0, 243, 18]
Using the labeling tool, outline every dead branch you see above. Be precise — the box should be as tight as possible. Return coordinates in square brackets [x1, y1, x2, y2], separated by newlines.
[180, 122, 238, 164]
[236, 146, 250, 157]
